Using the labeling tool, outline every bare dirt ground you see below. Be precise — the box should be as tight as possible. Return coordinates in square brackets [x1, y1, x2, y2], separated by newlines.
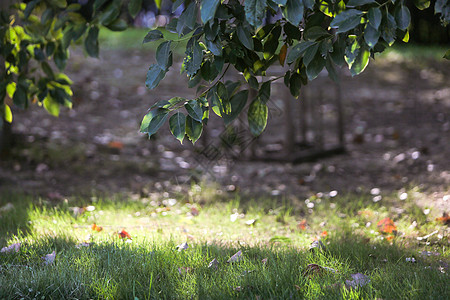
[1, 46, 449, 215]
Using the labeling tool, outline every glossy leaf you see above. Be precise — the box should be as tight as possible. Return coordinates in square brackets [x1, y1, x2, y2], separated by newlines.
[4, 105, 12, 123]
[223, 90, 249, 125]
[286, 41, 316, 63]
[169, 112, 186, 143]
[143, 30, 163, 43]
[303, 43, 319, 66]
[350, 47, 370, 76]
[185, 100, 203, 122]
[257, 81, 271, 104]
[304, 26, 331, 41]
[43, 97, 60, 117]
[364, 24, 380, 48]
[368, 7, 382, 30]
[248, 97, 268, 136]
[325, 56, 339, 83]
[85, 26, 99, 58]
[395, 5, 411, 31]
[245, 0, 267, 28]
[145, 64, 166, 90]
[128, 0, 142, 18]
[156, 41, 172, 70]
[144, 108, 169, 138]
[177, 3, 197, 34]
[172, 0, 184, 12]
[106, 19, 127, 31]
[186, 116, 203, 143]
[237, 26, 254, 50]
[184, 41, 203, 76]
[330, 9, 363, 33]
[306, 54, 325, 80]
[283, 0, 304, 26]
[381, 13, 397, 46]
[201, 0, 220, 24]
[303, 0, 314, 10]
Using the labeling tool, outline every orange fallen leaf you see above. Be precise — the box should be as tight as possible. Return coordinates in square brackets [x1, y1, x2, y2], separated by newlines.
[298, 219, 307, 230]
[321, 230, 328, 237]
[108, 141, 123, 149]
[386, 235, 394, 241]
[91, 223, 103, 232]
[118, 229, 131, 239]
[436, 212, 450, 225]
[377, 217, 397, 234]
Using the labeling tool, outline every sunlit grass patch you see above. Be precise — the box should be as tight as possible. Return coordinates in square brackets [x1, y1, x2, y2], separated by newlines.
[0, 189, 448, 299]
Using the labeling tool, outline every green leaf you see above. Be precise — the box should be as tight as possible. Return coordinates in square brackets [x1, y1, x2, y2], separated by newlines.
[43, 97, 60, 117]
[208, 87, 223, 117]
[303, 0, 314, 10]
[395, 5, 411, 31]
[257, 81, 271, 104]
[444, 49, 450, 60]
[306, 54, 325, 80]
[272, 0, 287, 5]
[185, 100, 203, 122]
[223, 90, 249, 125]
[330, 9, 363, 33]
[248, 97, 268, 136]
[184, 41, 203, 76]
[143, 30, 164, 43]
[206, 37, 222, 56]
[41, 61, 54, 79]
[304, 26, 331, 41]
[145, 64, 166, 90]
[263, 25, 281, 59]
[177, 2, 197, 34]
[3, 104, 12, 123]
[85, 26, 99, 58]
[368, 7, 382, 30]
[186, 115, 203, 144]
[172, 0, 184, 13]
[151, 97, 186, 109]
[54, 46, 68, 70]
[156, 41, 172, 70]
[169, 112, 186, 143]
[413, 0, 430, 10]
[381, 13, 397, 46]
[286, 41, 315, 64]
[325, 55, 339, 83]
[350, 47, 370, 76]
[237, 26, 254, 50]
[99, 1, 121, 26]
[245, 0, 267, 28]
[201, 0, 221, 24]
[106, 19, 127, 31]
[94, 0, 108, 11]
[128, 0, 142, 18]
[142, 108, 169, 138]
[303, 43, 319, 66]
[364, 24, 380, 48]
[347, 0, 376, 6]
[283, 0, 304, 26]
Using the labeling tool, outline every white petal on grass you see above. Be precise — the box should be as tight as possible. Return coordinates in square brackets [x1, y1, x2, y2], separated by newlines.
[1, 243, 20, 253]
[345, 273, 370, 288]
[245, 219, 257, 225]
[227, 250, 242, 263]
[42, 251, 56, 265]
[176, 242, 189, 251]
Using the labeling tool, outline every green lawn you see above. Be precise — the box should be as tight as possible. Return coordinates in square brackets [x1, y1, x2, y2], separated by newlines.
[0, 187, 448, 299]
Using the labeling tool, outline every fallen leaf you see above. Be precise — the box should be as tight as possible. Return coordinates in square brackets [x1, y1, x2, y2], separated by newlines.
[279, 43, 288, 66]
[176, 242, 188, 251]
[436, 212, 450, 225]
[227, 250, 242, 263]
[377, 217, 397, 234]
[386, 235, 394, 241]
[345, 273, 370, 289]
[321, 230, 328, 237]
[108, 141, 123, 149]
[42, 251, 56, 265]
[1, 243, 20, 253]
[208, 258, 218, 269]
[190, 207, 199, 216]
[118, 229, 132, 239]
[91, 223, 103, 232]
[298, 219, 307, 230]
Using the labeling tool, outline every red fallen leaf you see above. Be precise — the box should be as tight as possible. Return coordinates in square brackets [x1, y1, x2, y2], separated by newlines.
[321, 230, 328, 237]
[279, 43, 288, 66]
[190, 207, 199, 216]
[377, 217, 397, 234]
[91, 223, 103, 232]
[298, 219, 307, 230]
[108, 141, 123, 149]
[118, 229, 131, 239]
[436, 212, 450, 225]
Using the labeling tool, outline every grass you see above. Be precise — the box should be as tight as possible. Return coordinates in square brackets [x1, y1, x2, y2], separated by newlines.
[0, 187, 448, 299]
